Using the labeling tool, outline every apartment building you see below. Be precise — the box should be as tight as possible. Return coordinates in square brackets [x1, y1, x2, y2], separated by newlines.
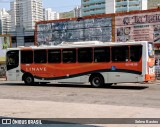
[43, 8, 59, 20]
[0, 9, 11, 34]
[74, 6, 82, 17]
[10, 0, 43, 30]
[116, 0, 147, 12]
[10, 1, 17, 31]
[81, 0, 148, 16]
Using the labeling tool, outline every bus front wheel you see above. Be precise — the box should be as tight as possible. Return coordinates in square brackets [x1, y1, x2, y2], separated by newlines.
[24, 75, 34, 85]
[90, 75, 104, 88]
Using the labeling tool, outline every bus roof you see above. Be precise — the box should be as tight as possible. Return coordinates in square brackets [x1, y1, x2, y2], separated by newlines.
[7, 41, 150, 50]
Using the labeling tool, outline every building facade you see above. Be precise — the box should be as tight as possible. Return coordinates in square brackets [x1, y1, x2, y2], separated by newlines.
[82, 0, 148, 16]
[10, 0, 43, 30]
[0, 9, 11, 34]
[43, 8, 59, 20]
[10, 1, 17, 31]
[9, 28, 35, 47]
[8, 0, 43, 47]
[148, 0, 160, 9]
[74, 6, 82, 17]
[115, 0, 147, 13]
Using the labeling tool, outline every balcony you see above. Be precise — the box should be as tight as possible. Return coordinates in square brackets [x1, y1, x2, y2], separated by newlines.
[129, 6, 140, 11]
[82, 0, 105, 5]
[116, 7, 128, 12]
[83, 9, 105, 16]
[116, 1, 128, 6]
[83, 4, 105, 11]
[129, 1, 140, 5]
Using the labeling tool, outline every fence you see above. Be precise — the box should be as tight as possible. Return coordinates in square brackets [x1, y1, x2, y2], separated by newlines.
[156, 67, 160, 80]
[0, 64, 6, 78]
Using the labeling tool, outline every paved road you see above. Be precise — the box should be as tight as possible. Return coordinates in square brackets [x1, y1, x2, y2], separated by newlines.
[0, 81, 160, 127]
[0, 81, 160, 108]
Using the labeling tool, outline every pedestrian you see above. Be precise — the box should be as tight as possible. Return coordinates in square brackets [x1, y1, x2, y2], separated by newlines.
[2, 37, 8, 49]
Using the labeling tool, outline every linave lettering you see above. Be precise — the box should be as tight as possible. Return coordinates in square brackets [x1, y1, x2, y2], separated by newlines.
[26, 67, 47, 72]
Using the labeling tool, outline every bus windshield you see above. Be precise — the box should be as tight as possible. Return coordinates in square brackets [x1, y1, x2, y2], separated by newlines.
[7, 51, 19, 65]
[6, 50, 19, 71]
[148, 43, 154, 58]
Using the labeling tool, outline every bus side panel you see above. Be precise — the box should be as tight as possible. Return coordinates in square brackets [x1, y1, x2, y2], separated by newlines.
[142, 43, 148, 81]
[6, 67, 22, 81]
[57, 75, 89, 83]
[21, 61, 142, 82]
[106, 72, 143, 83]
[142, 42, 155, 81]
[58, 77, 81, 83]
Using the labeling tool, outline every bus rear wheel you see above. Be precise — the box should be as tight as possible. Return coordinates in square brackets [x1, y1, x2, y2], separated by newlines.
[24, 75, 34, 85]
[90, 75, 104, 88]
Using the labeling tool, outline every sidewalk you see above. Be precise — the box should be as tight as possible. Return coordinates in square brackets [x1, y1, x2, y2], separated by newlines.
[0, 99, 160, 127]
[0, 78, 6, 81]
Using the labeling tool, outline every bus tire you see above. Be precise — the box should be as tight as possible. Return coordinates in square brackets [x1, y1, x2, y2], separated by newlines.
[24, 74, 34, 85]
[90, 75, 104, 88]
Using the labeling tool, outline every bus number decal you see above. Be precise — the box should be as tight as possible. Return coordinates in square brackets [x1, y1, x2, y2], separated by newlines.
[125, 63, 138, 66]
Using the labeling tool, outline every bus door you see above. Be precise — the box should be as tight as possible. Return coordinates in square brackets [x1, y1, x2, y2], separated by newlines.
[6, 50, 19, 81]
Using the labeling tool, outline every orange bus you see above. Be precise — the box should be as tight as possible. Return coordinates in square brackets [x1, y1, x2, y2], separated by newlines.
[6, 41, 155, 87]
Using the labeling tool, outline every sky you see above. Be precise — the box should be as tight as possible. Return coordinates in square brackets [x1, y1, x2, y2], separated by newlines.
[0, 0, 81, 12]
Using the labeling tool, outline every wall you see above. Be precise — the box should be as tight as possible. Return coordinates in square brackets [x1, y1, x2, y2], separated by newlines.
[35, 16, 113, 45]
[35, 9, 160, 46]
[115, 9, 160, 43]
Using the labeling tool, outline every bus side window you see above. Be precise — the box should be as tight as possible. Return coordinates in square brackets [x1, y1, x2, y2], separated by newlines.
[62, 49, 76, 63]
[94, 47, 110, 62]
[112, 46, 129, 62]
[130, 46, 142, 62]
[130, 56, 135, 61]
[34, 50, 47, 63]
[48, 49, 61, 63]
[78, 48, 92, 63]
[21, 51, 33, 64]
